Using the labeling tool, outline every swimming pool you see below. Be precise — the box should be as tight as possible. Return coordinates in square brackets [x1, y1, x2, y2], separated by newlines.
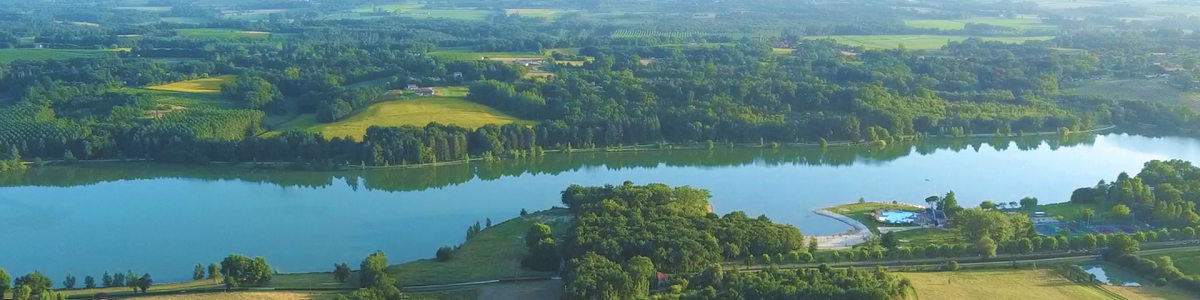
[878, 210, 917, 224]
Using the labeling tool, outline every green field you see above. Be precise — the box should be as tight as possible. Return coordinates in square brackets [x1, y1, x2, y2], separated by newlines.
[273, 87, 534, 140]
[1065, 79, 1200, 109]
[826, 202, 923, 234]
[177, 29, 275, 39]
[904, 269, 1123, 300]
[891, 228, 964, 246]
[904, 19, 968, 30]
[1153, 249, 1200, 275]
[506, 8, 574, 19]
[1038, 202, 1120, 223]
[803, 35, 1054, 50]
[427, 49, 546, 61]
[388, 209, 573, 285]
[0, 48, 123, 63]
[350, 4, 491, 20]
[145, 75, 236, 94]
[160, 17, 211, 24]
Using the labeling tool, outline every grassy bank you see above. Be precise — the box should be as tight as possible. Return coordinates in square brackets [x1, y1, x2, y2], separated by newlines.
[825, 202, 922, 234]
[387, 208, 573, 286]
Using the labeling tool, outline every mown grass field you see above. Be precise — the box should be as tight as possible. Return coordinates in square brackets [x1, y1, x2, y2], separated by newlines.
[0, 48, 124, 63]
[388, 209, 572, 286]
[803, 35, 1053, 50]
[904, 19, 968, 30]
[161, 17, 211, 24]
[1038, 202, 1118, 223]
[274, 87, 534, 140]
[1065, 79, 1200, 109]
[903, 269, 1123, 300]
[145, 75, 236, 94]
[177, 28, 274, 39]
[891, 228, 964, 246]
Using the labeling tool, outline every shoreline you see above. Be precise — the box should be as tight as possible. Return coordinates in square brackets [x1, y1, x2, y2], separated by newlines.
[20, 125, 1119, 170]
[811, 208, 871, 250]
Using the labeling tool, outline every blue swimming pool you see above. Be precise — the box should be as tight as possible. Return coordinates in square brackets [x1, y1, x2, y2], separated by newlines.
[878, 211, 917, 224]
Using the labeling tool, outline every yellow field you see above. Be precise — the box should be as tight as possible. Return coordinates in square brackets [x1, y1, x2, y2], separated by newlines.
[903, 269, 1122, 300]
[1104, 284, 1196, 300]
[275, 87, 534, 140]
[132, 292, 333, 300]
[146, 75, 236, 94]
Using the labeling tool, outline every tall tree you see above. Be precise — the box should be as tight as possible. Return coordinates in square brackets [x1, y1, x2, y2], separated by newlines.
[84, 276, 96, 289]
[0, 268, 10, 297]
[1019, 197, 1038, 210]
[137, 274, 153, 293]
[102, 271, 113, 287]
[62, 273, 76, 289]
[14, 271, 52, 295]
[207, 263, 220, 281]
[194, 264, 205, 281]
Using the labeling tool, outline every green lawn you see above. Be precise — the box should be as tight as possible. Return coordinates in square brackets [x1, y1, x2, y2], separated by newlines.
[1038, 202, 1118, 223]
[0, 48, 124, 63]
[145, 75, 236, 94]
[803, 35, 1053, 50]
[1064, 79, 1200, 109]
[904, 19, 967, 30]
[905, 17, 1055, 30]
[1153, 249, 1200, 275]
[892, 228, 965, 246]
[177, 29, 275, 39]
[506, 8, 575, 19]
[386, 208, 573, 286]
[826, 202, 923, 234]
[160, 17, 210, 24]
[350, 4, 491, 20]
[270, 86, 534, 140]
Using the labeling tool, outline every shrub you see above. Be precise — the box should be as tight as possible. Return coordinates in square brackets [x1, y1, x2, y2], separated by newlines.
[435, 246, 454, 262]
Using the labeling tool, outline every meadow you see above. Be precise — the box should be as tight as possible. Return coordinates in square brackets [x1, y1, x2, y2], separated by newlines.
[177, 29, 274, 39]
[905, 17, 1056, 30]
[122, 292, 334, 300]
[506, 8, 574, 19]
[1153, 249, 1200, 274]
[803, 35, 1054, 50]
[145, 75, 236, 95]
[350, 4, 491, 20]
[387, 209, 572, 286]
[903, 269, 1123, 300]
[273, 87, 534, 140]
[0, 48, 123, 63]
[1064, 79, 1200, 109]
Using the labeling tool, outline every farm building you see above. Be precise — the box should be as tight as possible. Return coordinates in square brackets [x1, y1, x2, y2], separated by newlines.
[416, 87, 437, 96]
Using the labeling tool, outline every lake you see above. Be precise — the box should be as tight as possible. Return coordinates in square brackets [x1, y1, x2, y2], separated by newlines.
[2, 133, 1200, 284]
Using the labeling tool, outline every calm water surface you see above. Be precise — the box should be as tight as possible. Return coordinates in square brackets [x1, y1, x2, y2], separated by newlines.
[2, 133, 1199, 283]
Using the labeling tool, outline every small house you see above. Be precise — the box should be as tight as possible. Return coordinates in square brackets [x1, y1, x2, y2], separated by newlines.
[406, 84, 420, 90]
[416, 87, 437, 96]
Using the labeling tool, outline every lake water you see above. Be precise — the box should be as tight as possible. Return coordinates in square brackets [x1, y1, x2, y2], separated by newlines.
[1079, 263, 1146, 286]
[2, 133, 1200, 284]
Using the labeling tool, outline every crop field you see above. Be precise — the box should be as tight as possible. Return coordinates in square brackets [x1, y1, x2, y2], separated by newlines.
[145, 75, 236, 94]
[803, 35, 1053, 50]
[274, 87, 534, 140]
[114, 6, 172, 11]
[0, 48, 123, 62]
[177, 29, 274, 39]
[904, 19, 968, 30]
[506, 8, 574, 19]
[612, 29, 704, 39]
[903, 269, 1123, 300]
[1064, 79, 1200, 109]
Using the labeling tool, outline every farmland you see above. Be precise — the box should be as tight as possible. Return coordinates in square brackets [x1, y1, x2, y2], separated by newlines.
[506, 8, 574, 19]
[1152, 249, 1200, 274]
[903, 269, 1123, 300]
[116, 292, 334, 300]
[904, 17, 1055, 30]
[0, 48, 124, 63]
[349, 4, 491, 20]
[803, 35, 1054, 50]
[145, 75, 236, 95]
[1064, 79, 1200, 109]
[272, 87, 534, 140]
[176, 29, 274, 39]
